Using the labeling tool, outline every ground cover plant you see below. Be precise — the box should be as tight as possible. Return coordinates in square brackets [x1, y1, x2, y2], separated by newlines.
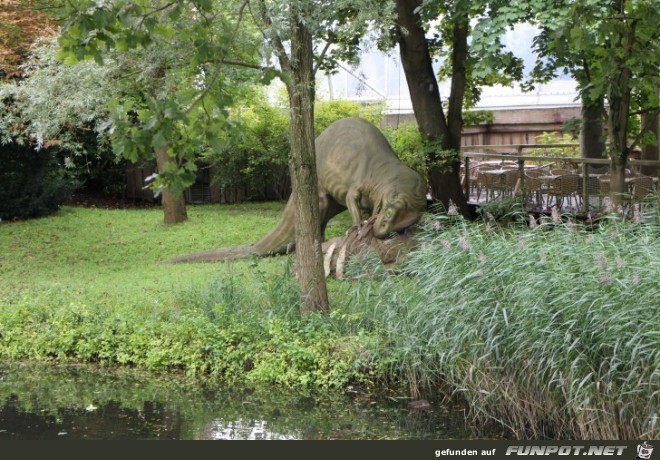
[0, 203, 657, 439]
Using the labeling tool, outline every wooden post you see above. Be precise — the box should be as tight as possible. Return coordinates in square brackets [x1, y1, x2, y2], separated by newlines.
[464, 157, 470, 197]
[581, 161, 589, 214]
[517, 158, 525, 198]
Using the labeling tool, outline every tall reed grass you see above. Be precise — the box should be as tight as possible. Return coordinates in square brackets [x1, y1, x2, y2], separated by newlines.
[343, 214, 659, 439]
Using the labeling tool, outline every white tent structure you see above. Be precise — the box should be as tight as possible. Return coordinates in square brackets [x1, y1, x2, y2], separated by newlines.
[315, 23, 580, 115]
[317, 56, 580, 115]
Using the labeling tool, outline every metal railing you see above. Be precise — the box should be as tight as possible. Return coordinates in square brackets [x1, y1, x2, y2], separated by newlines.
[461, 143, 580, 155]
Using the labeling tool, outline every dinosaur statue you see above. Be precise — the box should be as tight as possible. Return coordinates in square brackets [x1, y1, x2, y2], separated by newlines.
[167, 117, 428, 264]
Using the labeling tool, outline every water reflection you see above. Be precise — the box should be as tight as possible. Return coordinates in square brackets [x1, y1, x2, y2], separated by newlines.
[0, 362, 489, 440]
[204, 420, 296, 440]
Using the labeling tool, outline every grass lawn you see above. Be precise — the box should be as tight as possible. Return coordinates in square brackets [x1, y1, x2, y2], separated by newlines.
[0, 203, 352, 308]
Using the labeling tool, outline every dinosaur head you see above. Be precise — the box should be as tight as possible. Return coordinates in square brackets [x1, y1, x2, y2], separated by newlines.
[373, 187, 427, 238]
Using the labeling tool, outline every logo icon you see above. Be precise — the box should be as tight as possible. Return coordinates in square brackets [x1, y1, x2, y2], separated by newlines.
[637, 442, 654, 460]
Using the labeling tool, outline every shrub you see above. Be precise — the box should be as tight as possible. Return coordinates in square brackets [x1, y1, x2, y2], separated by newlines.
[205, 102, 291, 201]
[383, 121, 427, 176]
[527, 132, 579, 166]
[314, 99, 385, 135]
[0, 142, 79, 220]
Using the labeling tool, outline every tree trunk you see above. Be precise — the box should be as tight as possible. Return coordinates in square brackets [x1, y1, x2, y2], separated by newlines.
[580, 96, 606, 172]
[154, 146, 187, 224]
[640, 111, 659, 177]
[444, 15, 471, 215]
[284, 17, 329, 314]
[606, 69, 631, 206]
[395, 0, 471, 218]
[606, 0, 633, 207]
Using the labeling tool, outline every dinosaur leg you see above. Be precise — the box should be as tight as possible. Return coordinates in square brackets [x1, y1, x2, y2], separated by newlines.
[319, 193, 346, 240]
[345, 187, 365, 226]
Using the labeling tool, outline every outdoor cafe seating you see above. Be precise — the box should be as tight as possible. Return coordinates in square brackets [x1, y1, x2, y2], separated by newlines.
[461, 151, 659, 213]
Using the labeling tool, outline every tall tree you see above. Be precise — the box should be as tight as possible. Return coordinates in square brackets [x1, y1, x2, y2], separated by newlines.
[255, 0, 328, 313]
[523, 0, 659, 204]
[252, 0, 385, 313]
[525, 4, 607, 167]
[57, 0, 263, 224]
[391, 0, 525, 216]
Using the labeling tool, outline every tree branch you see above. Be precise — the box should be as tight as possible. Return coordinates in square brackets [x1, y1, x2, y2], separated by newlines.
[137, 1, 177, 29]
[629, 106, 660, 117]
[313, 37, 334, 74]
[221, 59, 282, 77]
[230, 0, 251, 45]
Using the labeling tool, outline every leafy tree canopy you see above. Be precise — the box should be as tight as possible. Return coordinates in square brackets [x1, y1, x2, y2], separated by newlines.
[0, 0, 57, 78]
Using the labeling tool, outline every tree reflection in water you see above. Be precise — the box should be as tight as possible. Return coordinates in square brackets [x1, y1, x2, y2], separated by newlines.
[0, 363, 489, 440]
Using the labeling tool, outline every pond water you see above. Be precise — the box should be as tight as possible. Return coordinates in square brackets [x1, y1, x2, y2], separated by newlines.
[0, 362, 499, 440]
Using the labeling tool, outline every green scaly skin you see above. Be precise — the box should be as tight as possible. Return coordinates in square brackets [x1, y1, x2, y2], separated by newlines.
[167, 117, 427, 264]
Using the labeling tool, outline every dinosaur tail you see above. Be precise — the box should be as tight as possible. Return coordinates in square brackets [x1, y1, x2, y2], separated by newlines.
[252, 195, 296, 255]
[165, 197, 297, 264]
[165, 244, 256, 264]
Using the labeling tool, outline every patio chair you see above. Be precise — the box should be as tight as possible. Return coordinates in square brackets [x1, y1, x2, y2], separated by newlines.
[477, 171, 508, 201]
[546, 174, 580, 210]
[466, 161, 482, 198]
[502, 169, 520, 197]
[625, 176, 656, 211]
[474, 164, 500, 201]
[525, 169, 546, 178]
[523, 173, 545, 209]
[578, 175, 601, 211]
[629, 176, 655, 201]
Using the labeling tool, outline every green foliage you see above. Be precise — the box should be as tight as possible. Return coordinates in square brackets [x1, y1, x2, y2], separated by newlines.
[314, 99, 385, 135]
[415, 0, 527, 108]
[0, 143, 79, 220]
[476, 196, 526, 222]
[0, 37, 126, 197]
[1, 204, 658, 438]
[528, 132, 579, 158]
[383, 122, 426, 176]
[55, 0, 265, 200]
[0, 37, 116, 155]
[384, 122, 462, 176]
[203, 98, 291, 200]
[524, 131, 580, 170]
[525, 0, 660, 155]
[463, 109, 494, 126]
[202, 98, 386, 201]
[0, 204, 370, 388]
